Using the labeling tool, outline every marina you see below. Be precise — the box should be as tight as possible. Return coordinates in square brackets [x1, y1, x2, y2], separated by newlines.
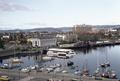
[0, 45, 120, 80]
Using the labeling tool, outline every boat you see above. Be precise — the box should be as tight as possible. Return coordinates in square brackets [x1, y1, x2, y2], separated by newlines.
[0, 75, 10, 81]
[21, 68, 30, 73]
[54, 67, 62, 73]
[62, 70, 68, 73]
[42, 56, 54, 61]
[67, 61, 74, 66]
[74, 70, 81, 75]
[36, 67, 45, 72]
[94, 52, 117, 79]
[82, 68, 89, 76]
[47, 48, 76, 58]
[46, 67, 54, 73]
[57, 53, 70, 59]
[101, 69, 117, 79]
[29, 66, 36, 70]
[82, 61, 89, 76]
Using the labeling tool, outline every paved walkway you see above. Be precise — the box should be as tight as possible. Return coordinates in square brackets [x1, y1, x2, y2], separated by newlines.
[19, 76, 34, 81]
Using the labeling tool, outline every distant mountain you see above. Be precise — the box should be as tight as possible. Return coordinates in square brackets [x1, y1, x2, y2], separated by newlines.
[95, 25, 120, 29]
[0, 25, 120, 33]
[0, 27, 72, 33]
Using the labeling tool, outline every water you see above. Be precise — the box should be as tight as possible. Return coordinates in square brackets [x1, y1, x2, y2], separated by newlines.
[0, 45, 120, 79]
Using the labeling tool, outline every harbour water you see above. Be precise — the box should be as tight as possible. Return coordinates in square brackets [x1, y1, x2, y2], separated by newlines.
[0, 45, 120, 79]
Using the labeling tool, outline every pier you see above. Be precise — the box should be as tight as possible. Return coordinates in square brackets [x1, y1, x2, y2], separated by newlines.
[59, 41, 120, 49]
[0, 69, 119, 81]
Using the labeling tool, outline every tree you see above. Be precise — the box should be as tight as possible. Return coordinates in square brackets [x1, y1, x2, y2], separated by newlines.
[0, 38, 4, 49]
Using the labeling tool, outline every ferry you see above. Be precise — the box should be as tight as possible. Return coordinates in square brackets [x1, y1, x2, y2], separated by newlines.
[47, 48, 76, 58]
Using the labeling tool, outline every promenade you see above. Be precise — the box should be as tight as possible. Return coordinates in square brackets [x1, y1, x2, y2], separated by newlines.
[0, 69, 119, 81]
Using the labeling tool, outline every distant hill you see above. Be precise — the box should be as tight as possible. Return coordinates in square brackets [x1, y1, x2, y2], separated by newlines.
[0, 27, 73, 33]
[95, 25, 120, 29]
[0, 25, 120, 33]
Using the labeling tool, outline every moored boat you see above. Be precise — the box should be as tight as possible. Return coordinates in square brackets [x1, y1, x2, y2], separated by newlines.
[47, 48, 76, 58]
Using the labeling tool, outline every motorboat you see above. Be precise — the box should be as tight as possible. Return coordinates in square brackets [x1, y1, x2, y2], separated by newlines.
[62, 70, 68, 73]
[29, 66, 36, 70]
[49, 65, 57, 69]
[0, 75, 10, 81]
[54, 68, 62, 73]
[67, 61, 74, 66]
[42, 56, 54, 61]
[74, 70, 81, 75]
[36, 67, 45, 72]
[49, 64, 61, 69]
[46, 67, 54, 73]
[21, 68, 30, 73]
[55, 64, 61, 67]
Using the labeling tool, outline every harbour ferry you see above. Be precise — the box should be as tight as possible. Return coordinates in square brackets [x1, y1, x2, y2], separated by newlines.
[47, 48, 76, 58]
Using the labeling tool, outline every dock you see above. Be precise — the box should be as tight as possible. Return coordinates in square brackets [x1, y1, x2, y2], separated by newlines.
[0, 69, 119, 81]
[59, 41, 120, 49]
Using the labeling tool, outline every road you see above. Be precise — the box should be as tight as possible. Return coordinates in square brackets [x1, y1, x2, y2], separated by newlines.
[0, 69, 119, 81]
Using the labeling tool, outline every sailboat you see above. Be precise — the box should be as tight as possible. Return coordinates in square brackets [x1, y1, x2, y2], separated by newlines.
[101, 52, 117, 79]
[82, 59, 89, 76]
[94, 50, 117, 79]
[93, 52, 101, 77]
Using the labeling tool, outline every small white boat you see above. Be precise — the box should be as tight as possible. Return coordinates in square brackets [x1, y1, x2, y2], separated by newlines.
[42, 56, 54, 61]
[46, 67, 54, 72]
[54, 68, 62, 73]
[21, 68, 30, 73]
[49, 65, 57, 69]
[29, 66, 36, 70]
[74, 70, 81, 75]
[62, 70, 68, 73]
[56, 64, 61, 67]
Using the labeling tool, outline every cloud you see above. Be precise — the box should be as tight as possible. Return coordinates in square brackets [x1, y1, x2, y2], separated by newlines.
[0, 0, 30, 11]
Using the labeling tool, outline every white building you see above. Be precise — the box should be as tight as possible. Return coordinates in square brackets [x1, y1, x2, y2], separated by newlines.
[27, 38, 57, 47]
[56, 34, 66, 41]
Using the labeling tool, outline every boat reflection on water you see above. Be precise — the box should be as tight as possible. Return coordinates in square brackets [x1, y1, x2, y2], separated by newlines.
[10, 58, 23, 64]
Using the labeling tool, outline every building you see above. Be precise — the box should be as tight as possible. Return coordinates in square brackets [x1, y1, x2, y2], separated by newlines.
[27, 38, 57, 47]
[56, 34, 66, 41]
[73, 24, 94, 34]
[56, 32, 77, 43]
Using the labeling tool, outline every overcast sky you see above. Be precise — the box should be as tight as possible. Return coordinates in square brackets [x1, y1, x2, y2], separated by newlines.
[0, 0, 120, 29]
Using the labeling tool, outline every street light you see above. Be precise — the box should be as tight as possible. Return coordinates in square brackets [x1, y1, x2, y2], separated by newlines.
[19, 67, 21, 81]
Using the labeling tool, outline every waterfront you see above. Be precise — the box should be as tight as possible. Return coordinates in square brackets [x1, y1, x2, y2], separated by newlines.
[0, 45, 120, 79]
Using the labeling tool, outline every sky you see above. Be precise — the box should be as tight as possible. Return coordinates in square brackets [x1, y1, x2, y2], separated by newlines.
[0, 0, 120, 29]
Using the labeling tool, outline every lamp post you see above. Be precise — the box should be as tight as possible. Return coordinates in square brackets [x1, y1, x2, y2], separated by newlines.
[79, 70, 83, 81]
[19, 67, 21, 81]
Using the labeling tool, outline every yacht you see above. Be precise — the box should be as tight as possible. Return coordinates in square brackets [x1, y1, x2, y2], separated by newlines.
[47, 48, 76, 58]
